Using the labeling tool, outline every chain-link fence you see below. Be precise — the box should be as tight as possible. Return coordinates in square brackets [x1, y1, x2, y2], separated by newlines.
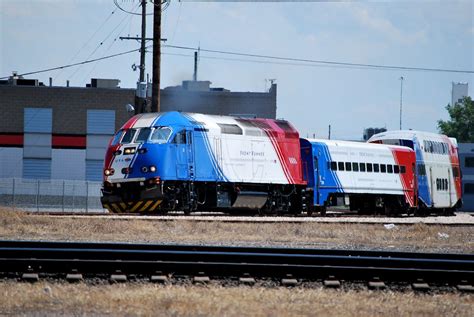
[0, 178, 106, 213]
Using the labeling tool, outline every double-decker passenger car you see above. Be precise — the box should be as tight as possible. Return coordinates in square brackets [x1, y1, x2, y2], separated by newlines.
[101, 111, 306, 214]
[300, 139, 417, 215]
[368, 130, 462, 212]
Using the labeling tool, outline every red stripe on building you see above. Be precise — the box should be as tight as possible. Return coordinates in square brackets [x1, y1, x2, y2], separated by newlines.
[0, 134, 23, 147]
[52, 135, 87, 149]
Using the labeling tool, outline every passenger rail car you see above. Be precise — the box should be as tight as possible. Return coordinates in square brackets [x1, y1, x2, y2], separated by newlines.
[300, 139, 417, 215]
[368, 130, 462, 212]
[101, 111, 306, 214]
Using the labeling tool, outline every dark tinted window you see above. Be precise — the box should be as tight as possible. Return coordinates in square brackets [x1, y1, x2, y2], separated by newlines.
[345, 162, 352, 171]
[465, 183, 474, 194]
[367, 163, 373, 172]
[394, 165, 400, 174]
[400, 165, 406, 174]
[373, 164, 380, 172]
[121, 129, 136, 144]
[380, 164, 386, 173]
[135, 128, 152, 143]
[359, 163, 366, 172]
[466, 157, 474, 168]
[352, 162, 359, 172]
[387, 165, 393, 173]
[331, 162, 337, 171]
[338, 162, 345, 171]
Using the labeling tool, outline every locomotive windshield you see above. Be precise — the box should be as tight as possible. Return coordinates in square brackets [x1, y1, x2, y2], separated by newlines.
[135, 128, 152, 143]
[121, 129, 137, 144]
[150, 127, 172, 144]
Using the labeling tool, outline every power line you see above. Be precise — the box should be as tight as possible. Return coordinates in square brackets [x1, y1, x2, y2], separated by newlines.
[0, 48, 140, 80]
[162, 44, 474, 74]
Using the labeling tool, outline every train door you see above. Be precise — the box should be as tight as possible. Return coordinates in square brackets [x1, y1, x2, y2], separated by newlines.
[175, 129, 194, 180]
[429, 166, 435, 207]
[214, 137, 223, 179]
[313, 155, 320, 205]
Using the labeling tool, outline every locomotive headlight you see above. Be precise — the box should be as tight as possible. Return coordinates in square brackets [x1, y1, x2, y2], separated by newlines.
[149, 165, 156, 172]
[124, 147, 136, 155]
[104, 168, 114, 176]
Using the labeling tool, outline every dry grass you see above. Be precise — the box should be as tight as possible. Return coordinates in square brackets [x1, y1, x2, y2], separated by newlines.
[0, 209, 473, 253]
[0, 281, 472, 317]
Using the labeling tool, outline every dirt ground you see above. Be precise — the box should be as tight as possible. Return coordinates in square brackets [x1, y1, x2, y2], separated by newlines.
[0, 282, 472, 317]
[0, 209, 472, 316]
[0, 210, 473, 253]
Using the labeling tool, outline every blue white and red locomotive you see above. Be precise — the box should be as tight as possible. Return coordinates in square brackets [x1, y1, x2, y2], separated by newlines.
[101, 111, 462, 215]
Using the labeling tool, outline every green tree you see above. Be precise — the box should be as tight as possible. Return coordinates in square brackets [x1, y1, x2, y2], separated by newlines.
[438, 96, 474, 142]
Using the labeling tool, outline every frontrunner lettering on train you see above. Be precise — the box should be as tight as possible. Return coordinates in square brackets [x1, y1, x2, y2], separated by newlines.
[100, 112, 462, 216]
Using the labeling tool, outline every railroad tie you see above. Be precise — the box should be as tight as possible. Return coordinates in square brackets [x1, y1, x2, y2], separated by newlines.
[412, 279, 430, 291]
[239, 277, 256, 286]
[193, 276, 210, 284]
[324, 276, 341, 288]
[110, 272, 127, 283]
[66, 273, 83, 282]
[368, 277, 386, 290]
[456, 281, 474, 292]
[22, 272, 39, 282]
[150, 275, 168, 284]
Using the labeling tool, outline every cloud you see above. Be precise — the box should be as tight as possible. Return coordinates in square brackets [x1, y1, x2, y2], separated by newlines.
[352, 6, 426, 45]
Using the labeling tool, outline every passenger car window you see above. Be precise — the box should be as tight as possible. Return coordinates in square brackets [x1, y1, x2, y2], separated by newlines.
[352, 162, 359, 172]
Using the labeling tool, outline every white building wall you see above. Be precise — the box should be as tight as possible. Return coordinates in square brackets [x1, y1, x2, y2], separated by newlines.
[0, 148, 23, 178]
[451, 82, 468, 106]
[51, 149, 86, 180]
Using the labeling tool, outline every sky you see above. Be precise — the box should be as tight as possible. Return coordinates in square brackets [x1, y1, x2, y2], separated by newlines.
[1, 0, 473, 140]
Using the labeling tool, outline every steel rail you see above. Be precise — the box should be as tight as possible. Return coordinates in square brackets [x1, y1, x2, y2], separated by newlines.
[0, 240, 472, 284]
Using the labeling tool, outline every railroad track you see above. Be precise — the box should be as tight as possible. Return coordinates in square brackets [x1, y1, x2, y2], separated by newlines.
[0, 240, 473, 291]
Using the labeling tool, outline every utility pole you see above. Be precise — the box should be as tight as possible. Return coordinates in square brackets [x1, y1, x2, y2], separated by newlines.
[399, 76, 404, 130]
[119, 0, 148, 114]
[151, 0, 161, 113]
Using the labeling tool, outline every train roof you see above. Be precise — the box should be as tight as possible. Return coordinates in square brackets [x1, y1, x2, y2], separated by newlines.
[368, 130, 457, 145]
[303, 138, 414, 153]
[119, 111, 299, 138]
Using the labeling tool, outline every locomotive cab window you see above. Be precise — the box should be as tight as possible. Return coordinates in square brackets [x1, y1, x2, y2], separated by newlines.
[111, 130, 124, 146]
[150, 127, 172, 144]
[121, 129, 137, 144]
[135, 128, 152, 143]
[173, 130, 187, 144]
